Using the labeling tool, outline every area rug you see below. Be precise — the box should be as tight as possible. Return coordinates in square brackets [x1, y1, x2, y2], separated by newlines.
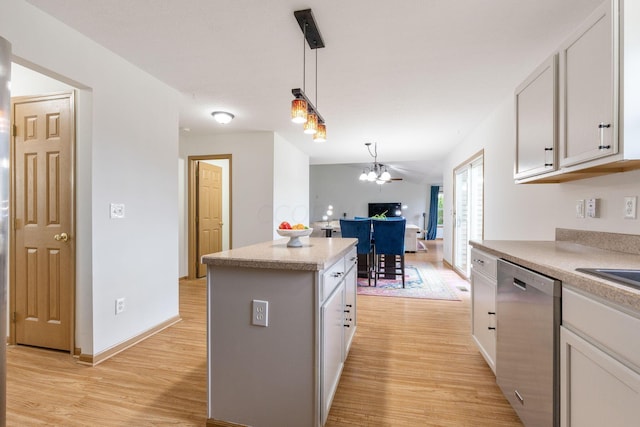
[357, 264, 460, 301]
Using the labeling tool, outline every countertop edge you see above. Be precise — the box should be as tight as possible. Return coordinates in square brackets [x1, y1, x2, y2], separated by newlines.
[203, 238, 357, 271]
[471, 240, 640, 314]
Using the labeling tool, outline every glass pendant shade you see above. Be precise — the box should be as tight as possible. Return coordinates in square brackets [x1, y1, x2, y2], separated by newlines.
[313, 123, 326, 142]
[367, 170, 377, 181]
[291, 99, 308, 123]
[359, 171, 368, 181]
[303, 113, 318, 134]
[380, 170, 391, 181]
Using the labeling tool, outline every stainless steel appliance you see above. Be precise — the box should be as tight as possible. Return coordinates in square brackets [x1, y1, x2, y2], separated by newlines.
[0, 35, 11, 426]
[497, 259, 561, 427]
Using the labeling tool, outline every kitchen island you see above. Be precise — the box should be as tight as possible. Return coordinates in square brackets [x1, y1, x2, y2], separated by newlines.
[202, 236, 357, 427]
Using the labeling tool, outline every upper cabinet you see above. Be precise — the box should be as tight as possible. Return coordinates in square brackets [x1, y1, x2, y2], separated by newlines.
[559, 0, 617, 168]
[515, 0, 640, 184]
[514, 54, 558, 180]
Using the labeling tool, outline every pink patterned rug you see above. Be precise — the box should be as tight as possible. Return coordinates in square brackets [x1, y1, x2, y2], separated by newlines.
[357, 264, 460, 301]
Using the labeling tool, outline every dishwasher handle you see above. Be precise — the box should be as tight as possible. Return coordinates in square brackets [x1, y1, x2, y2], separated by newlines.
[512, 278, 527, 291]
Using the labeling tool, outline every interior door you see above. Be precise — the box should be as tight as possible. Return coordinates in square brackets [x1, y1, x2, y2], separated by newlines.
[197, 161, 222, 277]
[12, 92, 74, 351]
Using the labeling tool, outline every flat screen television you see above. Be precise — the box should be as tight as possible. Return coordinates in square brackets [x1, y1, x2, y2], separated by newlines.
[368, 202, 402, 218]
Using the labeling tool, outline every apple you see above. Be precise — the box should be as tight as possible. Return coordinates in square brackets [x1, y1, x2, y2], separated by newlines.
[279, 221, 292, 230]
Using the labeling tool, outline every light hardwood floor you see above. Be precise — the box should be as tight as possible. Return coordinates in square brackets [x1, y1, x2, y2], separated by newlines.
[6, 240, 521, 426]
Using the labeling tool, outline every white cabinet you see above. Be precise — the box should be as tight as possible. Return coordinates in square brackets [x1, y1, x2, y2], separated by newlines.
[321, 280, 345, 425]
[514, 53, 558, 180]
[470, 248, 497, 373]
[343, 251, 357, 354]
[320, 246, 357, 425]
[514, 0, 640, 184]
[559, 0, 618, 168]
[560, 287, 640, 427]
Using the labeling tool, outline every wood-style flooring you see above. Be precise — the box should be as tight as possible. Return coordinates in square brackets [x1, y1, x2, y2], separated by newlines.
[6, 240, 522, 426]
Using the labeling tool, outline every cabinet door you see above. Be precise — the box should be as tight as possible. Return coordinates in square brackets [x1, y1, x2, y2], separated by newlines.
[559, 0, 618, 167]
[321, 282, 344, 425]
[471, 271, 496, 373]
[515, 54, 558, 179]
[560, 326, 640, 427]
[343, 266, 357, 357]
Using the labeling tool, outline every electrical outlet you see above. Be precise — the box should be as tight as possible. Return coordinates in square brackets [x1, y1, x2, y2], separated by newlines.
[624, 196, 637, 219]
[115, 297, 126, 315]
[110, 203, 125, 219]
[586, 198, 599, 218]
[252, 300, 268, 327]
[576, 200, 585, 218]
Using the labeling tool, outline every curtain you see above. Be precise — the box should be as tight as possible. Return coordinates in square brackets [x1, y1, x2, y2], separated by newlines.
[426, 185, 439, 240]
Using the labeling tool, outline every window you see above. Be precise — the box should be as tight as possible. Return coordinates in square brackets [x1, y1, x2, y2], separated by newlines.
[453, 152, 483, 278]
[437, 190, 444, 226]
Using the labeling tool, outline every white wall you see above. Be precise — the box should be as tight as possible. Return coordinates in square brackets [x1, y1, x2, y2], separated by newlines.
[179, 132, 275, 277]
[3, 0, 181, 355]
[273, 134, 309, 238]
[310, 164, 433, 229]
[178, 132, 309, 276]
[443, 95, 640, 265]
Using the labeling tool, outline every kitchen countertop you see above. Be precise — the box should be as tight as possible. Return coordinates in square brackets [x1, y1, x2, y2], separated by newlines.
[202, 237, 357, 271]
[470, 239, 640, 313]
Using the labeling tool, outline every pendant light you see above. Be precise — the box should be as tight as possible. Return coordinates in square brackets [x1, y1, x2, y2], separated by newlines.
[291, 9, 327, 141]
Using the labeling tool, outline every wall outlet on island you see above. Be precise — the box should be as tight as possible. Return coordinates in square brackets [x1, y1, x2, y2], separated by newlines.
[575, 200, 585, 218]
[252, 300, 268, 327]
[624, 196, 637, 219]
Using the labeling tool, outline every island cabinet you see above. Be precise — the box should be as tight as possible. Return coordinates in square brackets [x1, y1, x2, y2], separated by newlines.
[560, 287, 640, 427]
[470, 248, 498, 374]
[203, 237, 357, 427]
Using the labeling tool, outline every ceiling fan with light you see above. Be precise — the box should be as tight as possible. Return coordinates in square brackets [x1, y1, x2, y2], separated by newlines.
[358, 142, 403, 184]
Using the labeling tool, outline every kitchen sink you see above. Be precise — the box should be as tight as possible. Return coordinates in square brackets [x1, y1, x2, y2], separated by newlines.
[576, 268, 640, 291]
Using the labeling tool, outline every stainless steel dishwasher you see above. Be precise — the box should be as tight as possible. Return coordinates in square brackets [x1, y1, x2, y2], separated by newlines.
[496, 259, 561, 427]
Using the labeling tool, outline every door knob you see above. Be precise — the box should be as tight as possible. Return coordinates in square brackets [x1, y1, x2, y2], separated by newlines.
[54, 232, 69, 242]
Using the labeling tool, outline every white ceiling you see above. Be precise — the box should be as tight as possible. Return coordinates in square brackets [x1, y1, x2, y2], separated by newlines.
[26, 0, 602, 184]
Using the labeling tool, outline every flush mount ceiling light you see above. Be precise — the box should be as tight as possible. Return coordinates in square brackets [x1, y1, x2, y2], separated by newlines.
[291, 9, 327, 142]
[358, 142, 401, 184]
[211, 111, 234, 124]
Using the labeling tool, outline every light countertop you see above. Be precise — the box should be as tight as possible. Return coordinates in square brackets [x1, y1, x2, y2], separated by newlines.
[202, 237, 357, 271]
[471, 239, 640, 313]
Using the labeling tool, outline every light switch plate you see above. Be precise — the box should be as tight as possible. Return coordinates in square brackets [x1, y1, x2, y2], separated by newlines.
[576, 200, 585, 218]
[586, 198, 599, 218]
[624, 196, 637, 219]
[110, 203, 125, 219]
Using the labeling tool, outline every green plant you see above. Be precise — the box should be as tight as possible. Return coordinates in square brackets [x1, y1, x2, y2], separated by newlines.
[371, 210, 387, 220]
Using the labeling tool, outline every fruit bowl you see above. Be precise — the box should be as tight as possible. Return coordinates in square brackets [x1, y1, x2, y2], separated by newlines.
[276, 228, 313, 247]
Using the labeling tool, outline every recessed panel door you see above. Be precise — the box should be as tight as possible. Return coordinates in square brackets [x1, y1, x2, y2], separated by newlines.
[197, 161, 222, 277]
[13, 93, 74, 351]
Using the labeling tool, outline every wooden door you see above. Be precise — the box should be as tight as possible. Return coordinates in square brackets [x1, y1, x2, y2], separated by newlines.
[12, 93, 74, 351]
[197, 162, 222, 277]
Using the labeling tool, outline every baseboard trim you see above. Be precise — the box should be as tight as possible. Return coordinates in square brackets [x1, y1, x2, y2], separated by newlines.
[443, 258, 453, 269]
[206, 419, 250, 427]
[179, 275, 188, 280]
[78, 315, 182, 366]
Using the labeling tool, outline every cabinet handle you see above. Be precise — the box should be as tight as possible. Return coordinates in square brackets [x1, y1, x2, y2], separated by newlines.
[598, 122, 611, 150]
[473, 259, 484, 265]
[350, 256, 357, 262]
[332, 272, 343, 278]
[488, 327, 496, 330]
[488, 311, 496, 315]
[544, 147, 553, 151]
[544, 163, 553, 167]
[345, 304, 353, 308]
[344, 324, 351, 328]
[344, 309, 350, 313]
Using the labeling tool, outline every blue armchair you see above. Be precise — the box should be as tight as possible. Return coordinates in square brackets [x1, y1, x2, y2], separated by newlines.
[372, 218, 406, 287]
[340, 218, 373, 286]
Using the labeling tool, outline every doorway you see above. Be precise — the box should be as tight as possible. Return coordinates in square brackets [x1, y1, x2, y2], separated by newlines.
[187, 155, 232, 279]
[453, 151, 484, 279]
[10, 92, 76, 352]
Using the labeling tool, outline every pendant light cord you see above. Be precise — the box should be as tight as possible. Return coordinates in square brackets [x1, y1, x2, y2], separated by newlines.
[302, 23, 306, 93]
[315, 47, 318, 109]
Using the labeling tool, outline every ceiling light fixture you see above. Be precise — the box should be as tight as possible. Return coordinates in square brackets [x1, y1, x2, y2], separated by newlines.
[358, 142, 395, 184]
[291, 9, 327, 141]
[211, 111, 234, 124]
